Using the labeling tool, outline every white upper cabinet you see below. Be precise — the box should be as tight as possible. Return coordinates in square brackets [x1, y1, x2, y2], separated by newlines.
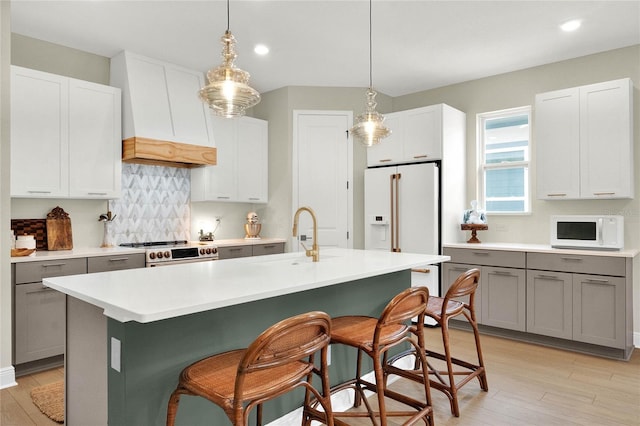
[11, 66, 69, 197]
[192, 116, 268, 203]
[11, 66, 121, 199]
[68, 79, 122, 198]
[535, 78, 633, 200]
[366, 104, 444, 167]
[110, 51, 215, 147]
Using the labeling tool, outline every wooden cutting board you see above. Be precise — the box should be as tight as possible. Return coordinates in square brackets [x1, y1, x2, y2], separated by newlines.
[46, 207, 73, 250]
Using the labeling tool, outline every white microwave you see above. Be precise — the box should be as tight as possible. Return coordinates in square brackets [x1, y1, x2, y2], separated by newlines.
[550, 215, 624, 250]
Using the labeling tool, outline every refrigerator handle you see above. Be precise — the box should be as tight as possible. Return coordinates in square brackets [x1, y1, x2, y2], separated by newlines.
[391, 173, 402, 252]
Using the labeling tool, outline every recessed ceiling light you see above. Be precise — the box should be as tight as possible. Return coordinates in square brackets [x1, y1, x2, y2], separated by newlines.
[254, 44, 269, 55]
[560, 19, 581, 32]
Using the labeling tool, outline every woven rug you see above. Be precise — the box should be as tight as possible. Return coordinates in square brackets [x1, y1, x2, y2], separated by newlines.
[30, 380, 64, 423]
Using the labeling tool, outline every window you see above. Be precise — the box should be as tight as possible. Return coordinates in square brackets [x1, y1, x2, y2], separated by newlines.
[477, 107, 531, 214]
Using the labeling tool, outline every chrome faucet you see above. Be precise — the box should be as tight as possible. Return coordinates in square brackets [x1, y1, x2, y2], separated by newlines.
[292, 206, 319, 262]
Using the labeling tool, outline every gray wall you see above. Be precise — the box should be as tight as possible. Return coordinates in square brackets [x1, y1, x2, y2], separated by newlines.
[1, 2, 13, 387]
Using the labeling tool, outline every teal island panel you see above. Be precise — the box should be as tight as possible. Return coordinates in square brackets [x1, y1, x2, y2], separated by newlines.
[107, 270, 411, 425]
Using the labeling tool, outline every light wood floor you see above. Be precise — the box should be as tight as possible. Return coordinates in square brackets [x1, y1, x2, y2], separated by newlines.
[1, 328, 638, 425]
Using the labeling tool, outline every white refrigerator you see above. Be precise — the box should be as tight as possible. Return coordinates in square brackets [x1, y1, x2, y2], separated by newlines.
[364, 162, 440, 324]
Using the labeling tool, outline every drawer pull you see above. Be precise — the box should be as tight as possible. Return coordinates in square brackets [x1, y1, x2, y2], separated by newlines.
[411, 268, 431, 274]
[472, 252, 490, 256]
[262, 245, 275, 249]
[217, 196, 231, 200]
[42, 263, 66, 268]
[561, 257, 583, 262]
[379, 159, 392, 163]
[248, 197, 260, 201]
[108, 257, 129, 262]
[546, 193, 567, 197]
[593, 192, 615, 196]
[413, 154, 428, 159]
[87, 192, 108, 196]
[230, 248, 243, 252]
[27, 190, 52, 194]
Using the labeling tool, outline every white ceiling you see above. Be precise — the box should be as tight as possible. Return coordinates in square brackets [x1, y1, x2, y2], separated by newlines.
[10, 0, 640, 97]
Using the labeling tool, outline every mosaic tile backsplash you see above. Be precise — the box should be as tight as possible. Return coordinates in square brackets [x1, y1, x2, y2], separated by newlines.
[108, 163, 191, 245]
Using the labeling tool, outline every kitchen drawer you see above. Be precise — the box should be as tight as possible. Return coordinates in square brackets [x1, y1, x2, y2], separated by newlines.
[218, 245, 253, 260]
[88, 253, 146, 273]
[15, 257, 87, 284]
[444, 248, 525, 269]
[252, 242, 285, 257]
[527, 252, 626, 277]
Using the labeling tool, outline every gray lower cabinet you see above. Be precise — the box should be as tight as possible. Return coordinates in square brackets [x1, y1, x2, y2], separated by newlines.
[481, 267, 526, 332]
[442, 262, 480, 324]
[13, 253, 145, 367]
[572, 273, 625, 348]
[218, 242, 285, 260]
[445, 246, 633, 358]
[526, 270, 573, 339]
[527, 252, 627, 349]
[88, 253, 145, 273]
[443, 248, 526, 331]
[14, 257, 87, 364]
[218, 245, 253, 260]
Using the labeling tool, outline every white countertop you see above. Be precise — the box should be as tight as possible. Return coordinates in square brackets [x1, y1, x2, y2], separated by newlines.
[43, 248, 449, 324]
[10, 246, 146, 263]
[443, 242, 639, 258]
[10, 238, 287, 263]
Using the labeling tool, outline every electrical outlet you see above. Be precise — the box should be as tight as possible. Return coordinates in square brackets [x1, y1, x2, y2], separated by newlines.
[111, 337, 121, 372]
[327, 345, 332, 365]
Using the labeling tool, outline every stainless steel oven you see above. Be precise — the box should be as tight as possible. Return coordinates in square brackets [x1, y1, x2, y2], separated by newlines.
[119, 240, 219, 267]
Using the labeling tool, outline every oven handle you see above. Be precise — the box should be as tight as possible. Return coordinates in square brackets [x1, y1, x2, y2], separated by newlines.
[147, 258, 218, 267]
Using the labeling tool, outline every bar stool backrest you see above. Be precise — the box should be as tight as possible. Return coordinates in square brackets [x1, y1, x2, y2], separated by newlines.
[442, 268, 481, 317]
[235, 311, 332, 395]
[375, 286, 430, 346]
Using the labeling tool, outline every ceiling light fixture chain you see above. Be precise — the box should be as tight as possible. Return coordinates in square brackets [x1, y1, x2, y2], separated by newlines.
[350, 0, 391, 147]
[199, 0, 261, 118]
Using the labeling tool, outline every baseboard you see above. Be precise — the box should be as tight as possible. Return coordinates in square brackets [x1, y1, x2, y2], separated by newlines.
[267, 357, 414, 425]
[634, 331, 640, 348]
[0, 366, 17, 389]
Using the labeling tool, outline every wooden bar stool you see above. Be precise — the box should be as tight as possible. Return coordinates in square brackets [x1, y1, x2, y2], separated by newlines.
[166, 311, 334, 426]
[389, 268, 488, 417]
[320, 287, 434, 426]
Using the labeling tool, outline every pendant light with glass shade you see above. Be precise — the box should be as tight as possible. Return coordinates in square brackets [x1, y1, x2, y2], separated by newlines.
[350, 0, 391, 147]
[199, 0, 260, 118]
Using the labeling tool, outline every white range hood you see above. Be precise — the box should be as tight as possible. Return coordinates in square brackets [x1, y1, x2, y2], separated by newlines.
[110, 51, 217, 168]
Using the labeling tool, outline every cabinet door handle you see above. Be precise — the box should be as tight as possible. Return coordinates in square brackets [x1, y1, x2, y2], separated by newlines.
[585, 278, 610, 284]
[593, 192, 615, 196]
[492, 271, 514, 276]
[536, 274, 559, 280]
[413, 154, 428, 159]
[217, 196, 230, 200]
[108, 257, 129, 262]
[248, 197, 260, 201]
[411, 268, 431, 274]
[546, 193, 567, 197]
[27, 190, 52, 194]
[379, 159, 392, 163]
[87, 192, 108, 196]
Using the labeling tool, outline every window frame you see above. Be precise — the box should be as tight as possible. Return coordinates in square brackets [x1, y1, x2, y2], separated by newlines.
[477, 106, 532, 215]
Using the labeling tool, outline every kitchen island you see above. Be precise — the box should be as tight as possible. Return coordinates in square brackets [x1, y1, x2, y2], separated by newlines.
[44, 248, 448, 425]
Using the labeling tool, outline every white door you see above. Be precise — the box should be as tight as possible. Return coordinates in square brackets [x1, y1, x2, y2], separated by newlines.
[293, 111, 353, 252]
